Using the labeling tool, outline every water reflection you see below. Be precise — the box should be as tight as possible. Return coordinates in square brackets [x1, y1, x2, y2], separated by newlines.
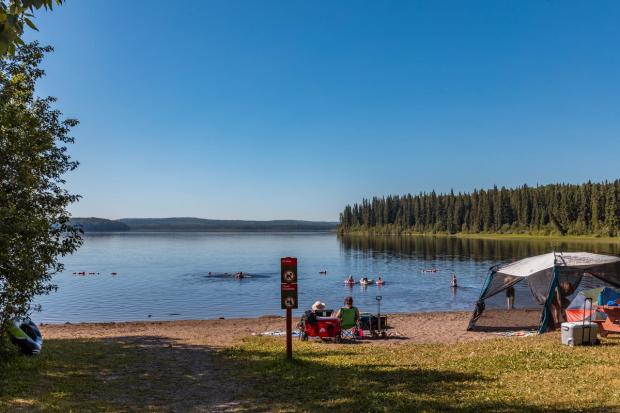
[35, 233, 620, 323]
[338, 234, 620, 262]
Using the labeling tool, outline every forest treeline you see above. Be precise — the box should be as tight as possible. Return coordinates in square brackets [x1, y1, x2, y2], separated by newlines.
[338, 181, 620, 237]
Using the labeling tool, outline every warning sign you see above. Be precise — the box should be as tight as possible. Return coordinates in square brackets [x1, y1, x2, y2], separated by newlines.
[284, 296, 296, 308]
[283, 270, 296, 283]
[281, 257, 298, 284]
[281, 257, 298, 309]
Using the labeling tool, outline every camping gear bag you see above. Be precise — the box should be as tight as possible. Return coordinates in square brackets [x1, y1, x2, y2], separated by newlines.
[8, 320, 43, 356]
[360, 313, 387, 331]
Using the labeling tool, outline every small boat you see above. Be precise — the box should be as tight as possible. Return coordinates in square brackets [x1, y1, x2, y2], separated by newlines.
[359, 278, 375, 285]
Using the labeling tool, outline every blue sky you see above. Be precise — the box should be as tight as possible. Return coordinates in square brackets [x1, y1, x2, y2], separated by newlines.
[26, 1, 620, 221]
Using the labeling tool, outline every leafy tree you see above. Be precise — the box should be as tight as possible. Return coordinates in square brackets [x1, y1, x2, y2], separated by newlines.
[0, 42, 81, 331]
[0, 0, 62, 56]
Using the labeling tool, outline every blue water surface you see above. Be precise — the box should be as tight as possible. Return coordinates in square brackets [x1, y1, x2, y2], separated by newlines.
[34, 232, 620, 323]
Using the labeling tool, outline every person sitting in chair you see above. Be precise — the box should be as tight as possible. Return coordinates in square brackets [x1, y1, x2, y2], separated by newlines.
[333, 296, 360, 333]
[311, 301, 325, 312]
[300, 301, 326, 329]
[311, 301, 329, 317]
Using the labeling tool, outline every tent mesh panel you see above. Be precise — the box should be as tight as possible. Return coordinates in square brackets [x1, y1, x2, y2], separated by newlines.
[471, 278, 542, 331]
[470, 269, 619, 332]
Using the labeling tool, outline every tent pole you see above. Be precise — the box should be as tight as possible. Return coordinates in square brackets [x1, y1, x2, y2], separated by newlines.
[467, 267, 496, 330]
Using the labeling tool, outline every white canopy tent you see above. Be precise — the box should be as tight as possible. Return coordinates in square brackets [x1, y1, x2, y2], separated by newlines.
[467, 252, 620, 333]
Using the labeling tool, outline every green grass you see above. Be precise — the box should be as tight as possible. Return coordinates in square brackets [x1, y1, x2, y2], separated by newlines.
[450, 233, 620, 243]
[0, 335, 243, 412]
[225, 334, 620, 412]
[1, 334, 620, 412]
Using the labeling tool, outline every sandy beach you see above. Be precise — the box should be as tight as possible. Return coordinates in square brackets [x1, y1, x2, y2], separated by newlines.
[39, 309, 542, 347]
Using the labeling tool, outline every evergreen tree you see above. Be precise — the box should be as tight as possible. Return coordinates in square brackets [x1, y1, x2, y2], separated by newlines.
[338, 180, 620, 237]
[605, 183, 618, 236]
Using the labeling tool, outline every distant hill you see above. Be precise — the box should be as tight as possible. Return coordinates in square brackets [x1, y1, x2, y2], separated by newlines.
[71, 217, 130, 232]
[71, 217, 337, 232]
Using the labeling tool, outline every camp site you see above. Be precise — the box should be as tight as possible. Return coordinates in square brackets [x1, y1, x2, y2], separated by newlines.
[2, 250, 620, 411]
[2, 1, 620, 412]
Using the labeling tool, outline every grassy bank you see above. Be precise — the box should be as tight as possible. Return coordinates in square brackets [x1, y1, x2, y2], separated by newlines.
[1, 333, 620, 412]
[449, 232, 620, 243]
[341, 230, 620, 244]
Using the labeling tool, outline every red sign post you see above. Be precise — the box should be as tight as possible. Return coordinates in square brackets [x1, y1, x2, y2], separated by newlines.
[281, 257, 298, 359]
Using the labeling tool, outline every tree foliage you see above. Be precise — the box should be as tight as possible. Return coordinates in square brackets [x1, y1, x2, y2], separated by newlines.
[339, 181, 620, 237]
[0, 42, 81, 331]
[0, 0, 62, 56]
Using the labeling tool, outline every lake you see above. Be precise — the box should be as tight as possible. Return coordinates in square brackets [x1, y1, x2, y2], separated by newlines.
[34, 232, 620, 323]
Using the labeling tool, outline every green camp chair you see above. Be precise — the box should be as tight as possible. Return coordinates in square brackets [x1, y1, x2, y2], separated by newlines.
[338, 307, 360, 339]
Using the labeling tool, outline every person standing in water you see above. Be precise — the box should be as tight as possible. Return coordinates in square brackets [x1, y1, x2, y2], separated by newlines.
[451, 273, 458, 288]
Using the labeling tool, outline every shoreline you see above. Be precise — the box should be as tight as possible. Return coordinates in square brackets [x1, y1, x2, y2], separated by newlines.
[340, 231, 620, 243]
[39, 309, 542, 347]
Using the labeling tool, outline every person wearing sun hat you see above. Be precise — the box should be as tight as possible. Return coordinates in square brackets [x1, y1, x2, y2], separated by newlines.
[299, 301, 328, 327]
